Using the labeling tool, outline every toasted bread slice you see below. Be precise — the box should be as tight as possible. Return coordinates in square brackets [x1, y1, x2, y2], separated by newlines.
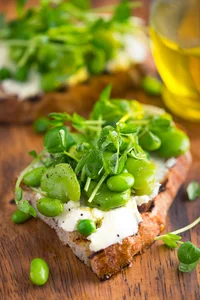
[24, 152, 191, 280]
[0, 65, 143, 124]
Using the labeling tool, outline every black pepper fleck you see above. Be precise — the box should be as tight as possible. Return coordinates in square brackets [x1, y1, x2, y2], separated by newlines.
[80, 213, 83, 216]
[117, 234, 120, 237]
[10, 199, 15, 205]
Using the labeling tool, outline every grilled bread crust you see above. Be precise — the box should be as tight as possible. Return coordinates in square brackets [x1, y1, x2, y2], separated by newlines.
[24, 152, 191, 280]
[0, 65, 143, 124]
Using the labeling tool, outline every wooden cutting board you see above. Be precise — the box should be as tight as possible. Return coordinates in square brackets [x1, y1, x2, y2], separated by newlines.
[0, 89, 199, 300]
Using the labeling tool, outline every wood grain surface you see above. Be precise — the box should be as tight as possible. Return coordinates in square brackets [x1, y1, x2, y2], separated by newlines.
[0, 90, 199, 300]
[0, 1, 200, 300]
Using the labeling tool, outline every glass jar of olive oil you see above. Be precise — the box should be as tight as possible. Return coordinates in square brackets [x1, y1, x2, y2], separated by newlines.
[150, 0, 200, 121]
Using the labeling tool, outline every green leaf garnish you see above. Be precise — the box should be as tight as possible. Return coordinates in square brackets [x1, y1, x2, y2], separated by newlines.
[28, 150, 38, 158]
[178, 242, 200, 265]
[187, 181, 200, 201]
[17, 0, 28, 16]
[162, 233, 182, 249]
[15, 187, 23, 203]
[155, 216, 200, 273]
[18, 200, 37, 217]
[178, 261, 199, 273]
[112, 0, 132, 23]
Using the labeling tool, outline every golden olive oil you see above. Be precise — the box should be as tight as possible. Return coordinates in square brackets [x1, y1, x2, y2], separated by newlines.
[150, 0, 200, 121]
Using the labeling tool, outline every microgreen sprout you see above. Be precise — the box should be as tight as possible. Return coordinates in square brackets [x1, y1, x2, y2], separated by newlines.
[155, 216, 200, 272]
[15, 150, 46, 217]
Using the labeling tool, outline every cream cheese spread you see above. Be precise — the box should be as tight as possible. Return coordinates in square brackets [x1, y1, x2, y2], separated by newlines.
[54, 198, 142, 252]
[2, 71, 42, 100]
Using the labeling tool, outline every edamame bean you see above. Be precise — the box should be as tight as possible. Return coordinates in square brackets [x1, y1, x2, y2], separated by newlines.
[40, 163, 80, 202]
[77, 219, 96, 236]
[37, 197, 64, 217]
[139, 131, 161, 151]
[155, 128, 190, 158]
[30, 258, 49, 286]
[12, 209, 32, 224]
[23, 167, 47, 187]
[86, 182, 130, 211]
[107, 173, 134, 192]
[125, 158, 156, 195]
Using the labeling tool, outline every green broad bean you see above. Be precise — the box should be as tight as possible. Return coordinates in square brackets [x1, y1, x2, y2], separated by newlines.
[139, 131, 161, 151]
[106, 173, 134, 192]
[37, 197, 64, 217]
[12, 209, 32, 224]
[33, 117, 49, 134]
[77, 219, 96, 236]
[93, 32, 119, 60]
[40, 72, 60, 92]
[23, 167, 47, 187]
[142, 76, 163, 96]
[86, 49, 106, 75]
[155, 128, 190, 158]
[125, 158, 156, 195]
[40, 163, 80, 202]
[133, 185, 155, 196]
[86, 182, 130, 211]
[30, 258, 49, 286]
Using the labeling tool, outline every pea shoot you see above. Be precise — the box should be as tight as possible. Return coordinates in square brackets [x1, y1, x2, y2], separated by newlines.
[155, 216, 200, 273]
